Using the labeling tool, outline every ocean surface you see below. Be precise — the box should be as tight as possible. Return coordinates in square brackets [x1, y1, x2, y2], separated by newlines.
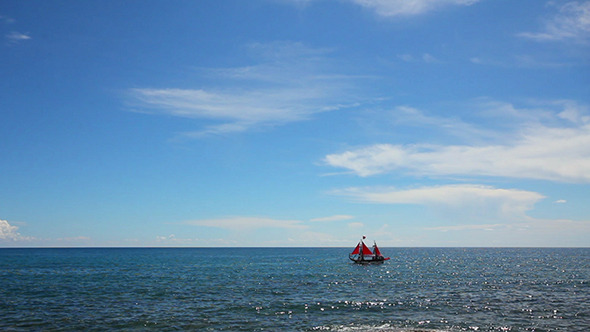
[0, 248, 589, 331]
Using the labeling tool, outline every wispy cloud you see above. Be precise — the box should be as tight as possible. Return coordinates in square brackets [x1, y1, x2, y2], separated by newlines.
[0, 15, 16, 24]
[350, 0, 480, 17]
[392, 105, 501, 143]
[6, 31, 31, 43]
[348, 222, 365, 228]
[424, 218, 590, 246]
[2, 14, 30, 44]
[270, 0, 313, 8]
[183, 216, 307, 230]
[55, 236, 91, 243]
[155, 234, 238, 246]
[333, 184, 544, 220]
[425, 223, 507, 232]
[324, 100, 590, 183]
[519, 1, 590, 42]
[310, 215, 354, 222]
[470, 54, 573, 69]
[129, 42, 359, 136]
[130, 86, 338, 136]
[397, 53, 441, 63]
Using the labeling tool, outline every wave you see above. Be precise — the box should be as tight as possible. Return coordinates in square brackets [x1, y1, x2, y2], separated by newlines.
[312, 324, 453, 332]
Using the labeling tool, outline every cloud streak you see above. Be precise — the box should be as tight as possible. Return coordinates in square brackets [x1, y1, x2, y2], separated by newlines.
[309, 215, 354, 222]
[325, 100, 590, 183]
[423, 218, 590, 247]
[183, 216, 307, 230]
[6, 31, 31, 43]
[129, 42, 358, 136]
[350, 0, 480, 17]
[425, 223, 507, 232]
[518, 1, 590, 42]
[130, 86, 337, 135]
[397, 53, 441, 63]
[333, 184, 544, 220]
[0, 15, 16, 24]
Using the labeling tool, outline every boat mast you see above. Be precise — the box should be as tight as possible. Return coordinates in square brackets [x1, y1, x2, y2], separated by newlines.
[361, 235, 366, 261]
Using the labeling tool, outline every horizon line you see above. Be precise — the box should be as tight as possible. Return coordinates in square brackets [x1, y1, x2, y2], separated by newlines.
[1, 246, 589, 249]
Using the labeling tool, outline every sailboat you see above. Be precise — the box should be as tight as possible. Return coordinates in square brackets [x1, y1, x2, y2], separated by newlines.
[349, 236, 390, 264]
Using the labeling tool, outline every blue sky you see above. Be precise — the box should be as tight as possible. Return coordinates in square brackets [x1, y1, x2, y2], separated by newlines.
[1, 0, 589, 247]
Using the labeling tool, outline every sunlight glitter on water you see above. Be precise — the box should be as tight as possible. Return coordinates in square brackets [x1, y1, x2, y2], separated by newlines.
[1, 248, 589, 331]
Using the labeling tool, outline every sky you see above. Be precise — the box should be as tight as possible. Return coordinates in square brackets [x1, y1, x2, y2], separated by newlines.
[1, 0, 589, 247]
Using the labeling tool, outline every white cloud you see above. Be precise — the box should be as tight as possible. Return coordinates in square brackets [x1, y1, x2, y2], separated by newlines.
[425, 223, 507, 232]
[310, 215, 354, 222]
[519, 1, 590, 42]
[558, 100, 590, 123]
[350, 0, 480, 17]
[184, 216, 307, 230]
[129, 42, 358, 136]
[131, 86, 331, 136]
[324, 101, 590, 183]
[348, 222, 365, 228]
[554, 199, 567, 204]
[334, 184, 544, 220]
[0, 219, 30, 241]
[278, 0, 480, 16]
[156, 234, 176, 242]
[6, 31, 31, 43]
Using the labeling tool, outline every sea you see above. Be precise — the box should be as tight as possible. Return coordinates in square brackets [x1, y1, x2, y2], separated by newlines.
[0, 248, 589, 331]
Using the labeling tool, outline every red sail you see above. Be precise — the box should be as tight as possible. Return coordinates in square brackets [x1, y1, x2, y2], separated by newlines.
[351, 243, 361, 255]
[373, 244, 382, 256]
[361, 242, 373, 255]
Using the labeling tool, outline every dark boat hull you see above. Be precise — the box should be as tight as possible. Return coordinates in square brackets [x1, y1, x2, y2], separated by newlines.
[349, 255, 389, 264]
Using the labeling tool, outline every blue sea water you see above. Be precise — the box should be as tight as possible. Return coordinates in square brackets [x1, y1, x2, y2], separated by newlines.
[0, 248, 589, 331]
